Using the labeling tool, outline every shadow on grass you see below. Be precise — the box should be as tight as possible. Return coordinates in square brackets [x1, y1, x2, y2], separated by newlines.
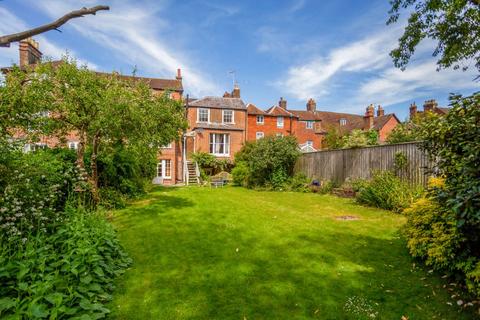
[111, 209, 472, 319]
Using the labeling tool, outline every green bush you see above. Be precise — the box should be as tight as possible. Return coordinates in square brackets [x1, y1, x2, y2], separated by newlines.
[412, 92, 480, 298]
[355, 171, 422, 213]
[99, 188, 127, 209]
[0, 207, 131, 319]
[286, 173, 311, 193]
[232, 161, 249, 187]
[234, 136, 301, 188]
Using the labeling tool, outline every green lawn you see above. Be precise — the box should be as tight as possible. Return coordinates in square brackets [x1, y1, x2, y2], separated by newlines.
[109, 186, 472, 319]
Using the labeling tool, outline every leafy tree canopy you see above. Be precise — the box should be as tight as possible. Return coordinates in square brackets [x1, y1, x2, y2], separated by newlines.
[388, 0, 480, 75]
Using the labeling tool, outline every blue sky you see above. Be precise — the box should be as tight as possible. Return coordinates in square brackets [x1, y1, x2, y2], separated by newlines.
[0, 0, 478, 120]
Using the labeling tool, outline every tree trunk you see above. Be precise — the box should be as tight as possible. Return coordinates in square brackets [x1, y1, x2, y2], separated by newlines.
[90, 133, 101, 204]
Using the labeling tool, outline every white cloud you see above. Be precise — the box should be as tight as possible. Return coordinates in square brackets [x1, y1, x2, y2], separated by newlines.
[277, 25, 478, 113]
[277, 29, 396, 100]
[29, 0, 219, 97]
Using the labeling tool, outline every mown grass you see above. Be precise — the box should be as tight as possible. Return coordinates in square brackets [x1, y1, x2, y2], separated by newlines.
[109, 186, 474, 319]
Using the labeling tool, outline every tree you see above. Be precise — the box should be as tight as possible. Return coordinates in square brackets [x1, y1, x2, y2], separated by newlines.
[388, 0, 480, 75]
[323, 126, 344, 149]
[234, 136, 301, 188]
[1, 58, 186, 201]
[386, 113, 438, 144]
[0, 6, 109, 47]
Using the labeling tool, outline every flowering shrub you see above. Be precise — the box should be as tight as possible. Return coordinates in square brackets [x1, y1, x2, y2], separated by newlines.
[0, 150, 79, 240]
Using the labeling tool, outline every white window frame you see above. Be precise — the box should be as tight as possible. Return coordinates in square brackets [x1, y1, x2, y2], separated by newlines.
[68, 141, 79, 150]
[222, 109, 234, 124]
[277, 116, 284, 128]
[339, 118, 347, 126]
[276, 133, 283, 137]
[256, 132, 264, 140]
[157, 159, 172, 179]
[306, 121, 314, 129]
[256, 115, 264, 124]
[209, 133, 230, 156]
[306, 140, 313, 147]
[197, 108, 210, 123]
[24, 143, 48, 153]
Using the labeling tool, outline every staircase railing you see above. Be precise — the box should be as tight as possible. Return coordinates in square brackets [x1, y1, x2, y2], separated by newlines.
[194, 161, 201, 184]
[184, 160, 189, 186]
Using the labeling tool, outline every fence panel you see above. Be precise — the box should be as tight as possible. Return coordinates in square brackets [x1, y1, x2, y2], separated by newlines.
[294, 142, 432, 186]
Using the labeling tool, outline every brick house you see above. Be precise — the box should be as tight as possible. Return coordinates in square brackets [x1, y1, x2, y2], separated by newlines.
[184, 85, 247, 158]
[247, 98, 324, 151]
[316, 104, 400, 143]
[409, 99, 450, 120]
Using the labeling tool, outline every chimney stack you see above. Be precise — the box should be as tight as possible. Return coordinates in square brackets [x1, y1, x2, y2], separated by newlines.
[231, 84, 240, 98]
[19, 38, 42, 68]
[279, 97, 287, 109]
[364, 104, 374, 130]
[306, 98, 317, 112]
[176, 68, 182, 81]
[423, 99, 438, 113]
[223, 91, 232, 98]
[409, 102, 417, 119]
[376, 105, 384, 117]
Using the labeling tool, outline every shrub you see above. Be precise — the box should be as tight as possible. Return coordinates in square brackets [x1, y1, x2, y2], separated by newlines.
[286, 173, 311, 193]
[232, 161, 249, 187]
[0, 207, 131, 319]
[234, 136, 301, 188]
[99, 188, 127, 209]
[191, 152, 233, 177]
[0, 149, 80, 239]
[414, 92, 480, 297]
[355, 171, 422, 213]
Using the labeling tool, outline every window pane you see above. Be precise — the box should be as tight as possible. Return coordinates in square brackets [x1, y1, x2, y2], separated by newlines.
[157, 162, 162, 177]
[165, 160, 171, 177]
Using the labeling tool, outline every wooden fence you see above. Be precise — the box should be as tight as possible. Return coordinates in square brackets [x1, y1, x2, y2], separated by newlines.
[294, 142, 433, 186]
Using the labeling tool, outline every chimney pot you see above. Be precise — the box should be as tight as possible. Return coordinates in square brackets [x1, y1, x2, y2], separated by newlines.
[423, 99, 438, 113]
[364, 104, 374, 130]
[409, 102, 417, 119]
[19, 37, 42, 68]
[306, 98, 317, 112]
[279, 97, 287, 109]
[376, 105, 384, 117]
[231, 84, 240, 98]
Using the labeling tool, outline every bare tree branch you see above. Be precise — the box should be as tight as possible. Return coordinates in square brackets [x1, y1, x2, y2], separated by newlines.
[0, 6, 109, 47]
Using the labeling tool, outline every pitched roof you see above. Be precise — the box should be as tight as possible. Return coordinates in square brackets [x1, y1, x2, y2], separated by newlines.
[1, 60, 183, 92]
[97, 72, 183, 92]
[437, 107, 450, 114]
[247, 103, 266, 115]
[289, 110, 321, 121]
[189, 96, 246, 110]
[315, 110, 399, 132]
[265, 106, 297, 117]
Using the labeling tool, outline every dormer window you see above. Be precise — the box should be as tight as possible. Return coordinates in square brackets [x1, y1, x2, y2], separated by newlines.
[339, 118, 347, 126]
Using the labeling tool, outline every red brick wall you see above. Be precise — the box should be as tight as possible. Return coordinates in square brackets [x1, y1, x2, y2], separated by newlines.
[247, 114, 297, 141]
[378, 116, 400, 142]
[185, 107, 247, 160]
[295, 120, 323, 150]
